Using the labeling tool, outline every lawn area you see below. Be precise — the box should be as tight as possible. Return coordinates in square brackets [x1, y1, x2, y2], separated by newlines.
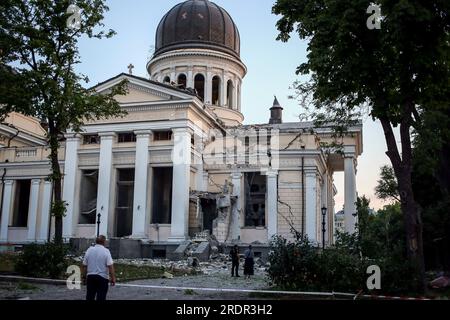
[0, 254, 17, 273]
[0, 254, 198, 282]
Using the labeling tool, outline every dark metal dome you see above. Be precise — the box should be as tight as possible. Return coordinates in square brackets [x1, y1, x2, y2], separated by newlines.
[154, 0, 240, 59]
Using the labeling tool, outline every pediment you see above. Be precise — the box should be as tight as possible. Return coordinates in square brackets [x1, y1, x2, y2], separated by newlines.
[93, 73, 195, 105]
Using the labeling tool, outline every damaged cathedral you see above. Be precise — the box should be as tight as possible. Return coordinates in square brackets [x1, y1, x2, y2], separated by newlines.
[0, 0, 362, 259]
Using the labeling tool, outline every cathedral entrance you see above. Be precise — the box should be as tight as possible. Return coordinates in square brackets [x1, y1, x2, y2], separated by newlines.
[201, 198, 217, 234]
[115, 168, 135, 237]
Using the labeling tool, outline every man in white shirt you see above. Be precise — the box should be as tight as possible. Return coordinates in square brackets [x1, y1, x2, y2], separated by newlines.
[82, 235, 116, 301]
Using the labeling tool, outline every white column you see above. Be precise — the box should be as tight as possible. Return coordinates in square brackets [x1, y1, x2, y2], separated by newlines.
[305, 170, 318, 243]
[221, 75, 227, 106]
[0, 180, 14, 242]
[62, 135, 80, 239]
[38, 180, 52, 242]
[170, 68, 176, 83]
[230, 171, 242, 241]
[344, 148, 357, 234]
[169, 128, 192, 242]
[194, 138, 207, 192]
[267, 170, 278, 240]
[232, 78, 238, 110]
[132, 130, 150, 238]
[26, 179, 41, 241]
[96, 132, 115, 237]
[205, 68, 212, 104]
[187, 67, 194, 89]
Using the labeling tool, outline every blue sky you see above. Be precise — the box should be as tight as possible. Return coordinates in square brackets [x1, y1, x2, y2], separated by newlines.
[75, 0, 394, 210]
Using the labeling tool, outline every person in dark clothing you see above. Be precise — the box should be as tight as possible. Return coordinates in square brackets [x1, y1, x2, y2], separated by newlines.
[243, 245, 255, 279]
[230, 245, 240, 277]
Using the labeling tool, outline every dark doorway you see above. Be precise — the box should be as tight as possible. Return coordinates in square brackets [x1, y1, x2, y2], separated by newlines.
[12, 180, 31, 227]
[115, 169, 135, 237]
[152, 167, 173, 224]
[201, 198, 217, 233]
[244, 172, 266, 227]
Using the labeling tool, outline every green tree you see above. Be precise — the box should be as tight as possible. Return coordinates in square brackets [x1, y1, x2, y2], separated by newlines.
[272, 0, 450, 289]
[375, 165, 400, 202]
[0, 0, 128, 242]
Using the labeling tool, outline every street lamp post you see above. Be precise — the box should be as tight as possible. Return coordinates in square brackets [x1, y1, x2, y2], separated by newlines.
[321, 206, 327, 249]
[96, 213, 101, 238]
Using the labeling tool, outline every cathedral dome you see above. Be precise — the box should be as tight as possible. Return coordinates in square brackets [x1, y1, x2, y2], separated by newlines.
[154, 0, 240, 59]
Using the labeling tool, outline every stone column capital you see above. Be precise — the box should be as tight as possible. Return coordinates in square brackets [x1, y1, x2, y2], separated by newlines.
[172, 128, 193, 137]
[98, 132, 116, 139]
[64, 133, 82, 142]
[230, 171, 242, 180]
[31, 179, 41, 185]
[134, 130, 152, 138]
[3, 180, 14, 186]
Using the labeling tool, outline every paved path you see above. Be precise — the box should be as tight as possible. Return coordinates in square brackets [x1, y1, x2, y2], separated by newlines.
[0, 273, 270, 300]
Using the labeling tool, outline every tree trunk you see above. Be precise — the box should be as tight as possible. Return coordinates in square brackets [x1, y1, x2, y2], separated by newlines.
[398, 168, 426, 291]
[48, 121, 63, 243]
[380, 116, 426, 291]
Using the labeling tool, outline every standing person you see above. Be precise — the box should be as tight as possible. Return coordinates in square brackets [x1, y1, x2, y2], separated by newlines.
[230, 245, 240, 277]
[82, 235, 116, 301]
[243, 245, 254, 280]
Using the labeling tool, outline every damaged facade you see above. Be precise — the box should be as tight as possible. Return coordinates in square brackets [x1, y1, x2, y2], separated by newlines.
[0, 0, 362, 253]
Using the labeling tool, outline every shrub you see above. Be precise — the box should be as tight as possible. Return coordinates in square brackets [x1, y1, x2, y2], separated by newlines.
[15, 242, 69, 279]
[267, 234, 368, 292]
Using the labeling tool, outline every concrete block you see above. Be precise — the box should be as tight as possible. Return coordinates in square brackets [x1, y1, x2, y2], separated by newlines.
[193, 241, 210, 262]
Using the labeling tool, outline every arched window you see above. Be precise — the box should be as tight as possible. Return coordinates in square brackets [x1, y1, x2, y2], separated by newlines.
[227, 80, 234, 109]
[163, 76, 171, 84]
[212, 76, 220, 106]
[194, 74, 205, 101]
[177, 74, 187, 89]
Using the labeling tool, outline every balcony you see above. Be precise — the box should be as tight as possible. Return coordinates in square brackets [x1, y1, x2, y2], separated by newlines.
[0, 146, 65, 163]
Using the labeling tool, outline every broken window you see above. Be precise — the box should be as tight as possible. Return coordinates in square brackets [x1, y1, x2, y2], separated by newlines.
[12, 180, 31, 227]
[118, 132, 136, 143]
[83, 134, 100, 145]
[152, 167, 173, 224]
[244, 172, 266, 227]
[115, 169, 135, 237]
[154, 131, 172, 141]
[79, 170, 98, 224]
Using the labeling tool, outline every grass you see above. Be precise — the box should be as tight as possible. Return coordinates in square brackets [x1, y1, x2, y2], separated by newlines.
[184, 289, 197, 295]
[17, 282, 39, 291]
[68, 260, 199, 283]
[1, 254, 199, 283]
[0, 254, 17, 273]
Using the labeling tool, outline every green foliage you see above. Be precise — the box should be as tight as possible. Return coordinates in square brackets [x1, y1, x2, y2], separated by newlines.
[0, 0, 128, 242]
[375, 165, 400, 202]
[51, 199, 67, 218]
[15, 242, 69, 279]
[272, 0, 450, 289]
[268, 197, 420, 294]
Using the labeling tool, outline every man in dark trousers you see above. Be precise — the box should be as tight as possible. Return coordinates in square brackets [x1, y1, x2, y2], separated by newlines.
[82, 235, 116, 301]
[230, 245, 240, 277]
